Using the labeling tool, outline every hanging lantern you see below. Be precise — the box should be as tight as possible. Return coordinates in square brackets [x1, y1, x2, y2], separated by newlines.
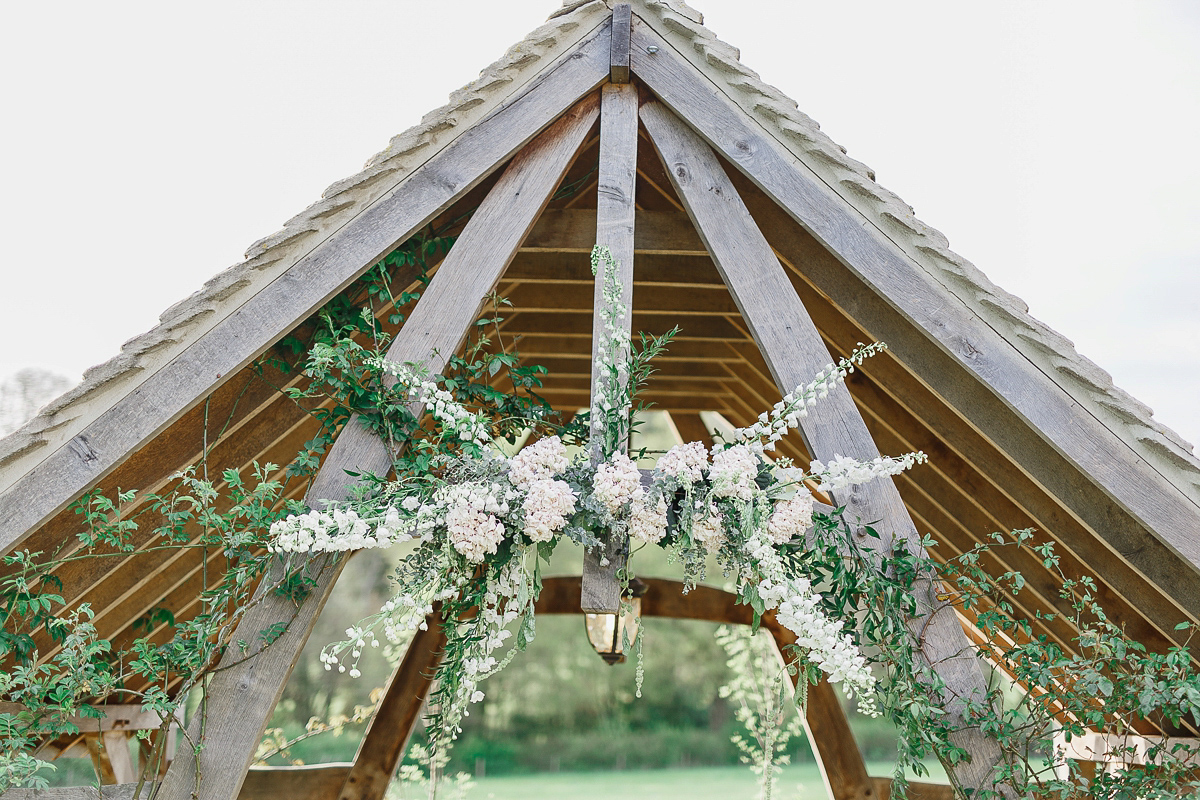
[584, 578, 648, 665]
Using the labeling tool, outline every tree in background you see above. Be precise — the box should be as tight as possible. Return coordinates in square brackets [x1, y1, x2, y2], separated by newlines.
[0, 368, 73, 436]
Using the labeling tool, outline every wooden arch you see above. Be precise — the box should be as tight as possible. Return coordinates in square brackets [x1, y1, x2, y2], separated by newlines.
[330, 577, 955, 800]
[15, 3, 1200, 798]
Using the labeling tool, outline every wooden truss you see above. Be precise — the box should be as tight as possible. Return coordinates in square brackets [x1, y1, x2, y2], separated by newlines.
[141, 10, 1003, 799]
[18, 4, 1200, 798]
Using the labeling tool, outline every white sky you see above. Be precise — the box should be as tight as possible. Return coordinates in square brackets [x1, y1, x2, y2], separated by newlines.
[0, 1, 1197, 446]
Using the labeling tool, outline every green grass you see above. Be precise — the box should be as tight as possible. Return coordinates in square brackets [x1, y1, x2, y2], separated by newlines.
[466, 762, 948, 799]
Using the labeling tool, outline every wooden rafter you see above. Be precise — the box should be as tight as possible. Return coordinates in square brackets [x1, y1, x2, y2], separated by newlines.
[583, 80, 639, 613]
[337, 617, 446, 800]
[0, 15, 613, 558]
[155, 92, 602, 800]
[627, 16, 1200, 619]
[639, 98, 1009, 792]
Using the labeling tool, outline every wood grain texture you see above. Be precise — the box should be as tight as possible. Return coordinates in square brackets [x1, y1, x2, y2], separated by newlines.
[731, 177, 1200, 638]
[639, 99, 1007, 794]
[609, 4, 631, 84]
[519, 208, 704, 254]
[628, 19, 1200, 591]
[155, 95, 601, 800]
[337, 617, 445, 800]
[308, 91, 600, 504]
[581, 82, 640, 614]
[0, 17, 612, 558]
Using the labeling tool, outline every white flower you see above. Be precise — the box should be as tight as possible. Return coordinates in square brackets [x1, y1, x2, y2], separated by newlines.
[809, 452, 927, 493]
[693, 502, 725, 550]
[657, 441, 708, 483]
[508, 436, 569, 488]
[592, 452, 642, 515]
[709, 444, 759, 502]
[630, 494, 668, 544]
[766, 492, 814, 545]
[522, 479, 576, 542]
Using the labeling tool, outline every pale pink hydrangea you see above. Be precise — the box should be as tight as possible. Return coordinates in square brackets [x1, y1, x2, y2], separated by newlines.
[592, 451, 642, 515]
[709, 444, 759, 502]
[441, 482, 508, 562]
[657, 440, 708, 483]
[766, 492, 814, 545]
[508, 435, 569, 488]
[522, 479, 576, 542]
[447, 506, 505, 562]
[630, 494, 668, 544]
[693, 502, 725, 550]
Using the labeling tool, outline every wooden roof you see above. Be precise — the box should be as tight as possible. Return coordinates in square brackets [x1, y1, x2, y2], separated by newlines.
[4, 1, 1200, 792]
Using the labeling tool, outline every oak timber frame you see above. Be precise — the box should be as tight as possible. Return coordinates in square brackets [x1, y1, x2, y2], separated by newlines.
[19, 3, 1200, 797]
[142, 12, 1002, 794]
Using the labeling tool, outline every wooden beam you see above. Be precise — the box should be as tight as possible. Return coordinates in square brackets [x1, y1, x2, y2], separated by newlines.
[500, 281, 739, 315]
[519, 208, 704, 254]
[583, 81, 639, 614]
[639, 99, 1007, 793]
[500, 310, 747, 340]
[338, 617, 446, 800]
[609, 4, 632, 84]
[744, 195, 1200, 645]
[0, 16, 612, 557]
[765, 625, 875, 800]
[155, 94, 602, 800]
[665, 412, 713, 448]
[629, 19, 1200, 606]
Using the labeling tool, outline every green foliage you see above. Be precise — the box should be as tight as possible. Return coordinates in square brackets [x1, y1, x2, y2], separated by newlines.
[6, 231, 1200, 800]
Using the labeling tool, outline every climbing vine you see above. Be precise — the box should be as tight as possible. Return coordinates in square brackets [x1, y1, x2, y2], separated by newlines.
[3, 237, 1200, 800]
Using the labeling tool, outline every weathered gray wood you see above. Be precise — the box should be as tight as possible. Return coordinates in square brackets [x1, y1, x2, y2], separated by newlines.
[582, 82, 640, 614]
[337, 617, 445, 800]
[734, 180, 1200, 638]
[640, 100, 1007, 795]
[155, 97, 601, 800]
[628, 20, 1200, 591]
[309, 92, 601, 503]
[0, 17, 612, 557]
[519, 209, 704, 255]
[609, 4, 632, 84]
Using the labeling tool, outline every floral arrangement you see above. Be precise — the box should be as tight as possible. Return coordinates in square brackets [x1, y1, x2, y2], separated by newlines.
[9, 235, 1200, 799]
[267, 247, 927, 755]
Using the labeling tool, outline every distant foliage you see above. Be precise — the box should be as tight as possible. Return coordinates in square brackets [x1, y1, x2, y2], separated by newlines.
[0, 368, 73, 436]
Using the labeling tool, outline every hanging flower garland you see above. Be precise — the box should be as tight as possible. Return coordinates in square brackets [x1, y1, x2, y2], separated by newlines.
[267, 246, 926, 750]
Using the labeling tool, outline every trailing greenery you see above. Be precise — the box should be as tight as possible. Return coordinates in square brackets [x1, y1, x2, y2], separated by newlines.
[3, 235, 1200, 800]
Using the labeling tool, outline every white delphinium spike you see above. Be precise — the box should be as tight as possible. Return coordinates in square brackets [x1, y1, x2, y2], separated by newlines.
[809, 452, 927, 493]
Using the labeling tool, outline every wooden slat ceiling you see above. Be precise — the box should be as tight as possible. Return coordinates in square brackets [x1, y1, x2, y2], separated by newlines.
[7, 124, 1195, 738]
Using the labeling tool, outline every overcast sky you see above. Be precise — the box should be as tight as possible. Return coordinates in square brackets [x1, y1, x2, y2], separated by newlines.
[1, 1, 1196, 447]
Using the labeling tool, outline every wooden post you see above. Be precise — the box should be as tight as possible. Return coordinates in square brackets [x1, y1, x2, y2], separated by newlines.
[85, 731, 136, 786]
[337, 616, 446, 800]
[640, 99, 1009, 795]
[155, 95, 600, 800]
[609, 4, 632, 84]
[581, 81, 639, 614]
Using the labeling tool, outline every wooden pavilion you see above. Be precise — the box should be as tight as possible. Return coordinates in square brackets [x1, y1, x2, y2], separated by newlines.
[4, 2, 1200, 798]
